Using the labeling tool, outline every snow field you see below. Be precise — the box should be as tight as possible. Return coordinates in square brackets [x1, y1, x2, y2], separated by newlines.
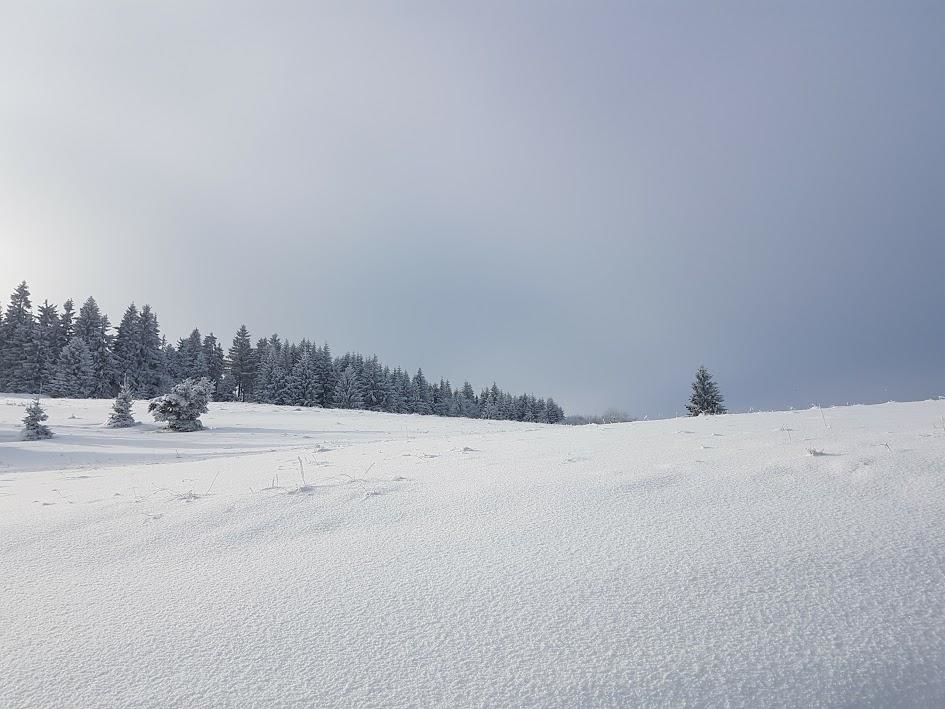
[2, 396, 945, 706]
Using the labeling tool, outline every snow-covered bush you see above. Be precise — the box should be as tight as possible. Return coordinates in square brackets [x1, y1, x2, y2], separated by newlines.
[106, 380, 137, 428]
[148, 377, 213, 432]
[21, 399, 53, 440]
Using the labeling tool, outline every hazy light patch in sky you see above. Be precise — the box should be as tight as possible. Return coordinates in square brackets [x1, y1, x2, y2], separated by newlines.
[1, 1, 943, 416]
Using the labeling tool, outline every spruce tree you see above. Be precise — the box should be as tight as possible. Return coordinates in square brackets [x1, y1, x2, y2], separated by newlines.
[360, 356, 389, 411]
[35, 300, 62, 391]
[333, 365, 363, 409]
[285, 348, 319, 406]
[49, 338, 95, 398]
[58, 299, 75, 349]
[177, 329, 207, 380]
[433, 379, 452, 416]
[74, 296, 103, 346]
[106, 379, 137, 428]
[226, 325, 255, 402]
[202, 333, 226, 393]
[312, 344, 335, 407]
[21, 399, 53, 440]
[460, 381, 480, 418]
[1, 282, 36, 392]
[136, 305, 164, 397]
[686, 366, 726, 416]
[89, 314, 117, 397]
[410, 369, 432, 414]
[113, 303, 141, 389]
[545, 398, 564, 424]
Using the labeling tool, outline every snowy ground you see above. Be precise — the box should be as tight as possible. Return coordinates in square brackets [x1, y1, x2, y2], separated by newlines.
[2, 395, 945, 707]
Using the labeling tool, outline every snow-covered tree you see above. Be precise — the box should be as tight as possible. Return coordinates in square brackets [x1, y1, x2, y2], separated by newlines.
[253, 337, 275, 403]
[89, 314, 117, 397]
[58, 299, 75, 351]
[35, 300, 62, 391]
[360, 356, 390, 411]
[1, 282, 37, 392]
[105, 379, 137, 428]
[136, 305, 165, 398]
[74, 297, 102, 346]
[49, 338, 95, 398]
[2, 280, 568, 422]
[226, 325, 255, 402]
[313, 344, 336, 407]
[410, 368, 432, 414]
[177, 329, 208, 381]
[433, 379, 452, 416]
[459, 381, 480, 418]
[72, 298, 117, 397]
[686, 366, 726, 416]
[21, 399, 53, 440]
[148, 377, 214, 432]
[113, 303, 141, 388]
[202, 333, 226, 394]
[332, 365, 363, 409]
[545, 398, 564, 424]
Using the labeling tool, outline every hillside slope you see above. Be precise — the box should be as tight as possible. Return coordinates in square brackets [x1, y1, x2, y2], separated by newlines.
[2, 396, 944, 707]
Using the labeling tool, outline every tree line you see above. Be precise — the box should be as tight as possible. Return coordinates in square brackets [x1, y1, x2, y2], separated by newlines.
[0, 281, 565, 423]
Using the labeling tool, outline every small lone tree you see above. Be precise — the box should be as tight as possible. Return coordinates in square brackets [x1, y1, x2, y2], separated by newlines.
[106, 379, 137, 428]
[148, 377, 213, 432]
[22, 399, 53, 440]
[687, 366, 726, 416]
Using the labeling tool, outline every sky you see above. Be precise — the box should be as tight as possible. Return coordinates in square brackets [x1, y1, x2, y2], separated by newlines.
[1, 1, 944, 417]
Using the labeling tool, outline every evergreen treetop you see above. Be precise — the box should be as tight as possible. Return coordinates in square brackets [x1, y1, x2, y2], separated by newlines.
[686, 366, 726, 416]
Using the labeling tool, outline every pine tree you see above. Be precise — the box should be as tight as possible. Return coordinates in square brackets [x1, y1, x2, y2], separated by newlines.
[480, 384, 501, 419]
[49, 338, 96, 398]
[226, 325, 255, 402]
[113, 303, 141, 388]
[433, 379, 452, 416]
[254, 339, 276, 404]
[177, 329, 207, 380]
[105, 379, 137, 428]
[74, 297, 103, 346]
[333, 365, 364, 409]
[35, 300, 62, 391]
[136, 305, 164, 397]
[19, 321, 45, 394]
[89, 315, 117, 397]
[202, 333, 225, 394]
[72, 297, 116, 397]
[285, 348, 319, 406]
[58, 299, 75, 347]
[686, 366, 726, 416]
[410, 368, 432, 414]
[314, 344, 336, 407]
[460, 381, 480, 418]
[21, 398, 53, 440]
[360, 356, 390, 411]
[1, 282, 36, 392]
[545, 397, 564, 424]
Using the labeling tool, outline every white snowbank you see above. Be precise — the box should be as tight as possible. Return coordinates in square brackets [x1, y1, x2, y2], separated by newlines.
[2, 396, 944, 706]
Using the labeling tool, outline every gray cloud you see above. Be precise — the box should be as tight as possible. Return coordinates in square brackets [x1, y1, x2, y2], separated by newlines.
[2, 1, 944, 415]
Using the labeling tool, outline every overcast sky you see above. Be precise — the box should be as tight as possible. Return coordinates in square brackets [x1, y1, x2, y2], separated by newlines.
[2, 1, 944, 416]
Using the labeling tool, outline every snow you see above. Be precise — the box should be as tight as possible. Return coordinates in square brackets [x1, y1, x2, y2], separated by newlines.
[2, 396, 945, 707]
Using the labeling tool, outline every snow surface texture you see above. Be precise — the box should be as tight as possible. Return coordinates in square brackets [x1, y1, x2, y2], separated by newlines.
[2, 396, 945, 707]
